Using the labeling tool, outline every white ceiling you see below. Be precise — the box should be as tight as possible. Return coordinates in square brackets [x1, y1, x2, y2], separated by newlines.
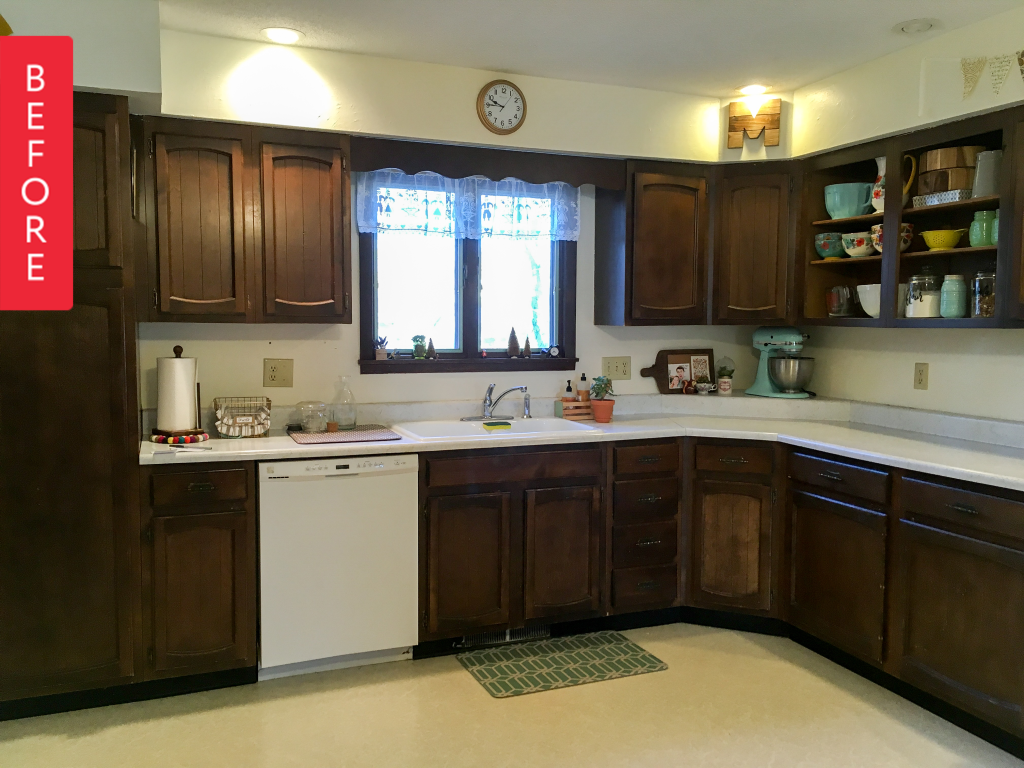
[159, 0, 1024, 97]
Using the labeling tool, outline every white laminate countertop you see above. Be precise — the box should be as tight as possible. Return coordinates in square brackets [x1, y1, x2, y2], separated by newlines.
[139, 415, 1024, 494]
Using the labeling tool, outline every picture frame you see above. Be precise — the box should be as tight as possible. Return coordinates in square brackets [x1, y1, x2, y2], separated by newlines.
[640, 349, 716, 395]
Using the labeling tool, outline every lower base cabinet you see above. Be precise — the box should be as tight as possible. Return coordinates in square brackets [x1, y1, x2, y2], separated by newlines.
[789, 490, 887, 664]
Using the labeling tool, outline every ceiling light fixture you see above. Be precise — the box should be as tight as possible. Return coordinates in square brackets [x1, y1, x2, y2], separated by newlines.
[262, 27, 303, 45]
[739, 84, 768, 96]
[893, 18, 937, 35]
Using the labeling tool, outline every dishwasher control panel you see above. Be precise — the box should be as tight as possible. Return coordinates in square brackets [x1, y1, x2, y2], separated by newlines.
[261, 455, 417, 479]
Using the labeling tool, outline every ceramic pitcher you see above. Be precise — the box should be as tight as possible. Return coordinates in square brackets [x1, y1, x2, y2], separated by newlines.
[871, 155, 917, 212]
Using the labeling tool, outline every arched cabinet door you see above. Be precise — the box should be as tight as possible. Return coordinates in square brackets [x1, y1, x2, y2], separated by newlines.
[258, 133, 352, 323]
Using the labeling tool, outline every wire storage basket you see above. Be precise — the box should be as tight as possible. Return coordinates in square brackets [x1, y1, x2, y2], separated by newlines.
[213, 396, 272, 438]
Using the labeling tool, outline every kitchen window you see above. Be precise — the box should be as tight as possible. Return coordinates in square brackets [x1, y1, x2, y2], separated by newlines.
[357, 170, 579, 372]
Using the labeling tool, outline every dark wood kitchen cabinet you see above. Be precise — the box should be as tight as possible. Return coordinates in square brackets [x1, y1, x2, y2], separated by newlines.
[715, 171, 791, 323]
[141, 464, 257, 679]
[256, 129, 352, 322]
[788, 490, 887, 664]
[630, 172, 708, 323]
[424, 492, 512, 636]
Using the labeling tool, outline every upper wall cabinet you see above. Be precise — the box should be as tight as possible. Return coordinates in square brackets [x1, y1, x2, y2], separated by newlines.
[73, 93, 131, 270]
[256, 129, 352, 323]
[138, 118, 352, 324]
[715, 171, 792, 324]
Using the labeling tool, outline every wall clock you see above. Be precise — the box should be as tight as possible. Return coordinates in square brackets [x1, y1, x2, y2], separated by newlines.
[477, 80, 526, 135]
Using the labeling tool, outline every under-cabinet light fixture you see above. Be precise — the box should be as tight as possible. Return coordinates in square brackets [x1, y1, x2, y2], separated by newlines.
[262, 27, 303, 45]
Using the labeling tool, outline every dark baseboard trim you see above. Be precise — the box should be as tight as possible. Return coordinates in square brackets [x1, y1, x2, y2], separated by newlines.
[0, 667, 257, 722]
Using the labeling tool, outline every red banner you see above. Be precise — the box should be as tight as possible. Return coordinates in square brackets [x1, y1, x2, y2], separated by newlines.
[0, 36, 73, 310]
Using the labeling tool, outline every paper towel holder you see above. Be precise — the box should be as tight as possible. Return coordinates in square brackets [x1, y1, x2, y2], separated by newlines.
[153, 345, 207, 439]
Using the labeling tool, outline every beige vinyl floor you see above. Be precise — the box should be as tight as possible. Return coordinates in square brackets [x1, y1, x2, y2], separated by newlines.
[1, 623, 1021, 768]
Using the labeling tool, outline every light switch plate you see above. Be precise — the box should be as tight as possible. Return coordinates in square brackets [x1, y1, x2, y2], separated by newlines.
[264, 358, 294, 387]
[914, 362, 928, 390]
[602, 356, 631, 380]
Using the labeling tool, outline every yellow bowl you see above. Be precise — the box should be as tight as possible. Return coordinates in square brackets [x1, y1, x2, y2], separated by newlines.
[921, 229, 966, 250]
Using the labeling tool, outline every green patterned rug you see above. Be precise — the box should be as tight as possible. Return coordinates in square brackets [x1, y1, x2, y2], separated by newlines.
[456, 631, 667, 698]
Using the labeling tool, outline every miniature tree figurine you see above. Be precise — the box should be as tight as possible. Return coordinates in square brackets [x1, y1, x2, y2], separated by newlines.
[426, 338, 436, 359]
[507, 328, 520, 358]
[523, 337, 531, 358]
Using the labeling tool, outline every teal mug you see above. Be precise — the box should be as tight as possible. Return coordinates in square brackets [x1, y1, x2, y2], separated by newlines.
[824, 183, 874, 220]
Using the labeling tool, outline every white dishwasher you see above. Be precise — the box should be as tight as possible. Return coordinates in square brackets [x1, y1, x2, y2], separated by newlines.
[258, 454, 418, 679]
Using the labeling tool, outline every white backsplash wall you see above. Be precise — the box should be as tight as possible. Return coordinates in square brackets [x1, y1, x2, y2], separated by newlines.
[137, 186, 761, 411]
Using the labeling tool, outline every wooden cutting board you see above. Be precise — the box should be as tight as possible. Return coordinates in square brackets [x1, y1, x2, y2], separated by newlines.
[918, 167, 976, 195]
[920, 145, 985, 173]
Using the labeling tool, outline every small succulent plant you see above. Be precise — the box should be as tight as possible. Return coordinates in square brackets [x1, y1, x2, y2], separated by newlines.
[590, 375, 615, 400]
[374, 336, 388, 350]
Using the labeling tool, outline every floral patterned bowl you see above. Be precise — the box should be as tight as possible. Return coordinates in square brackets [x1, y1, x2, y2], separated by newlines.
[842, 231, 875, 258]
[814, 232, 845, 260]
[870, 223, 913, 253]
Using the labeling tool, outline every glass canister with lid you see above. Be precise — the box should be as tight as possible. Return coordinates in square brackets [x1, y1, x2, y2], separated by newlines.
[906, 271, 942, 318]
[939, 275, 967, 318]
[972, 271, 996, 318]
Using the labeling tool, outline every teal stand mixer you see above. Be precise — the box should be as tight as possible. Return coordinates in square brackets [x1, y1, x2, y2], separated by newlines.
[746, 327, 814, 398]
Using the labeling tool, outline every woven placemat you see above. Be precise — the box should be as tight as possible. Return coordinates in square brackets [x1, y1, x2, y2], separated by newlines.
[457, 631, 667, 698]
[288, 425, 401, 444]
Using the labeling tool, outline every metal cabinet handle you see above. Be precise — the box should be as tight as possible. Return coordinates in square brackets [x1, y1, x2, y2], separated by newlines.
[636, 538, 662, 547]
[719, 457, 749, 465]
[818, 470, 843, 482]
[187, 481, 216, 493]
[947, 502, 979, 516]
[638, 494, 663, 504]
[638, 455, 662, 464]
[636, 580, 658, 591]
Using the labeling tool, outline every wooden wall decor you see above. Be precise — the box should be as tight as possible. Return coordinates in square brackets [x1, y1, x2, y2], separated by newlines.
[640, 348, 715, 394]
[727, 98, 781, 149]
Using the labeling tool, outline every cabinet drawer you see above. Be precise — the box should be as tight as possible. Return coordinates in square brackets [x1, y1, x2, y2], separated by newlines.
[426, 449, 602, 487]
[150, 469, 248, 508]
[612, 565, 677, 609]
[613, 521, 677, 569]
[613, 477, 679, 524]
[789, 452, 890, 505]
[901, 477, 1024, 543]
[696, 444, 772, 475]
[614, 443, 678, 475]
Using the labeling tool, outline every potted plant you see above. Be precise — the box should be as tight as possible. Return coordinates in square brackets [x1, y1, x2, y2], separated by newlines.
[590, 375, 615, 423]
[374, 336, 388, 361]
[716, 356, 735, 396]
[412, 335, 427, 359]
[694, 375, 715, 395]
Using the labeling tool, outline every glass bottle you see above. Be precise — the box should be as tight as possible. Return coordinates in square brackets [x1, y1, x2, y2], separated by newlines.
[972, 272, 996, 318]
[939, 275, 967, 318]
[332, 376, 357, 430]
[992, 212, 1000, 246]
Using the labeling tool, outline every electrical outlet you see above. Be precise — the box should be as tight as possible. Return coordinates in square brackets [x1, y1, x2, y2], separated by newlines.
[914, 362, 929, 390]
[263, 358, 294, 387]
[602, 356, 631, 380]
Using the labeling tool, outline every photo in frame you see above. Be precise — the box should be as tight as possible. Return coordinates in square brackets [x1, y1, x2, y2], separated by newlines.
[641, 349, 716, 395]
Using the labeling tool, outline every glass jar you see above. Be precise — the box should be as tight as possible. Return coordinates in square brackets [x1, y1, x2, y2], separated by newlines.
[992, 212, 1000, 246]
[297, 401, 328, 433]
[969, 210, 996, 247]
[906, 273, 941, 318]
[332, 376, 357, 431]
[939, 275, 967, 318]
[972, 272, 996, 318]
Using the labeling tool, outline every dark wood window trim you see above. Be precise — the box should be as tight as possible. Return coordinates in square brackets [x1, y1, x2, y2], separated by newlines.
[359, 234, 577, 374]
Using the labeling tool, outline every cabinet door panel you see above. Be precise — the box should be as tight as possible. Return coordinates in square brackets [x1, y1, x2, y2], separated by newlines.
[790, 491, 886, 663]
[73, 99, 128, 269]
[693, 479, 772, 611]
[155, 134, 247, 316]
[260, 142, 350, 321]
[632, 173, 707, 323]
[524, 486, 601, 620]
[149, 510, 254, 677]
[426, 493, 511, 635]
[716, 173, 789, 323]
[0, 283, 135, 699]
[895, 520, 1024, 733]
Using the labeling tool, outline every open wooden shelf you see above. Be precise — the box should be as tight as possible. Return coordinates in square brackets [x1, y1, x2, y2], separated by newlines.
[811, 211, 884, 228]
[894, 316, 1001, 328]
[899, 245, 997, 259]
[901, 195, 1000, 218]
[810, 255, 882, 266]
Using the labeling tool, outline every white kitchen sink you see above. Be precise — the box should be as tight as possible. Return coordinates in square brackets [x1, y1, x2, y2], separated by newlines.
[391, 417, 600, 442]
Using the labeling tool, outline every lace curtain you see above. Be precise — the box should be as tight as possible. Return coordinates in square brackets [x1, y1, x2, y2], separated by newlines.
[355, 169, 580, 241]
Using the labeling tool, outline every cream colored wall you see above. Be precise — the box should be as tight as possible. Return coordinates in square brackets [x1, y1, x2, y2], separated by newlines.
[793, 5, 1024, 156]
[137, 187, 758, 410]
[159, 30, 721, 163]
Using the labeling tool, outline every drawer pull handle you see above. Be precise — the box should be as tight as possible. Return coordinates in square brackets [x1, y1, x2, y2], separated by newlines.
[719, 457, 749, 465]
[818, 470, 843, 482]
[638, 494, 663, 504]
[636, 580, 658, 591]
[947, 502, 979, 516]
[187, 482, 216, 493]
[636, 538, 662, 547]
[638, 455, 662, 465]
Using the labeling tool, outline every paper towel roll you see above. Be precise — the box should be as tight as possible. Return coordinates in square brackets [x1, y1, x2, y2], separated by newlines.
[157, 353, 198, 432]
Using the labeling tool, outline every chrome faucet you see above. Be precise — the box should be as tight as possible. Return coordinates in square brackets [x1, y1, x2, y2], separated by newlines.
[462, 384, 530, 420]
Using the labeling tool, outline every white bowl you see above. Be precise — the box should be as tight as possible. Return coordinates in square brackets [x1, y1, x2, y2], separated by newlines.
[857, 284, 881, 318]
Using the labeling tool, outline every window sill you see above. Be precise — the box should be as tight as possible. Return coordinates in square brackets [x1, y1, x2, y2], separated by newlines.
[358, 357, 579, 374]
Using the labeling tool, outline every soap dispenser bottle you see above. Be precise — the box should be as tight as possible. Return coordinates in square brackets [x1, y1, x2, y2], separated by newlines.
[332, 376, 357, 431]
[577, 373, 590, 402]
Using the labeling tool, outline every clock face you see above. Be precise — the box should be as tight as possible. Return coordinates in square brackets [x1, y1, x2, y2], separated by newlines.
[477, 80, 526, 135]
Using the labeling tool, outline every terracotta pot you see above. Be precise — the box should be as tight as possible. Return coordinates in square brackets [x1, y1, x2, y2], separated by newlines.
[591, 398, 614, 423]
